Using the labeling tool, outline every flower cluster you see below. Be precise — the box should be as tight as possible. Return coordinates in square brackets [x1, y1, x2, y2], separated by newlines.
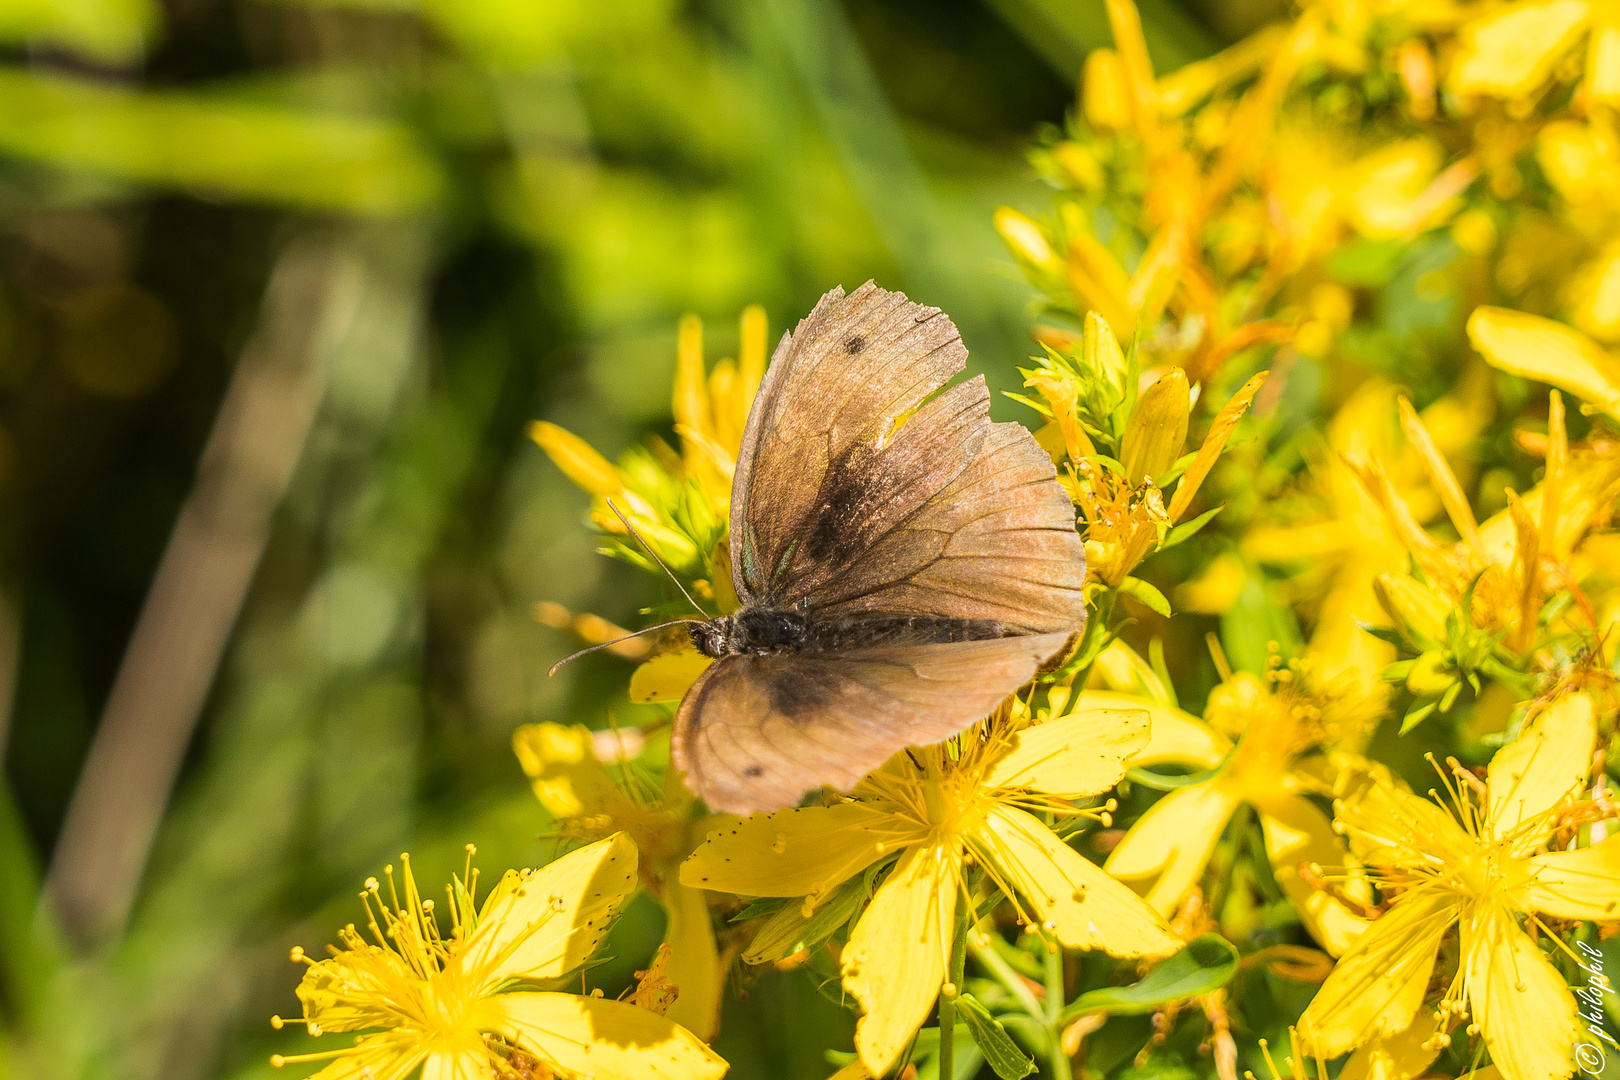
[277, 2, 1620, 1078]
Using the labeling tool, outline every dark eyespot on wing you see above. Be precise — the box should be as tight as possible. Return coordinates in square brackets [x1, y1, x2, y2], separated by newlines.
[845, 334, 865, 354]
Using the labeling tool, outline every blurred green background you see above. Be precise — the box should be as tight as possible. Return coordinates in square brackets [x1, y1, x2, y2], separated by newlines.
[0, 1, 1274, 1077]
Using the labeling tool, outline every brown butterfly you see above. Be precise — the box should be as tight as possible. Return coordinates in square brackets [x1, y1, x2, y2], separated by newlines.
[663, 282, 1089, 814]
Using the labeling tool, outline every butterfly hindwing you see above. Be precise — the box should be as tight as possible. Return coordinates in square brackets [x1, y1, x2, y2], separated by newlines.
[672, 632, 1076, 814]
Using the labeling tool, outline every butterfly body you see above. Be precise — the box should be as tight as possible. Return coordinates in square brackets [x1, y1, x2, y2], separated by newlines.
[669, 282, 1089, 815]
[689, 608, 1011, 659]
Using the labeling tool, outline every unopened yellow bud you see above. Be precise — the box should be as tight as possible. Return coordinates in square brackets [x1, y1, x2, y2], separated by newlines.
[529, 421, 621, 496]
[1406, 650, 1453, 696]
[1204, 671, 1267, 740]
[1082, 311, 1127, 386]
[994, 207, 1060, 274]
[1374, 573, 1452, 643]
[1054, 142, 1104, 191]
[1121, 368, 1190, 485]
[1083, 48, 1131, 131]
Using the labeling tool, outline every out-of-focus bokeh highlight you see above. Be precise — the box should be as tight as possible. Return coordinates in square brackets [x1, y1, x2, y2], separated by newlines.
[0, 1, 1246, 1077]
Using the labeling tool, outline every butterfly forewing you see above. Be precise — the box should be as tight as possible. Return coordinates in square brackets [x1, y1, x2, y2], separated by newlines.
[672, 632, 1077, 814]
[730, 283, 975, 605]
[674, 282, 1089, 813]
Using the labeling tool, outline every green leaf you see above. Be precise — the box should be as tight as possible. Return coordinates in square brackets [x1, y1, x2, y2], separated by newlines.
[956, 993, 1036, 1079]
[1400, 700, 1438, 733]
[1061, 934, 1239, 1019]
[729, 896, 791, 922]
[1159, 504, 1222, 550]
[1118, 576, 1172, 617]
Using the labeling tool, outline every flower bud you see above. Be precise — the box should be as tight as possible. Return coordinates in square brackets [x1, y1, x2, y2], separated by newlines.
[1082, 310, 1128, 388]
[995, 207, 1061, 274]
[1405, 649, 1453, 696]
[1083, 48, 1131, 131]
[1374, 573, 1452, 644]
[1121, 369, 1190, 485]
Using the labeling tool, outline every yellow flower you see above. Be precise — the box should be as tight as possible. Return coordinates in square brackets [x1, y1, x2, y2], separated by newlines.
[1244, 378, 1489, 695]
[1348, 384, 1620, 659]
[271, 834, 727, 1080]
[678, 705, 1179, 1077]
[1299, 691, 1617, 1080]
[512, 723, 725, 1040]
[530, 305, 767, 593]
[1447, 0, 1597, 103]
[1098, 655, 1376, 956]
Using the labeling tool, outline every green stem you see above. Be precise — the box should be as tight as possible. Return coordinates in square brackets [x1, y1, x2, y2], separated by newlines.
[938, 901, 971, 1080]
[1043, 941, 1074, 1080]
[969, 931, 1045, 1025]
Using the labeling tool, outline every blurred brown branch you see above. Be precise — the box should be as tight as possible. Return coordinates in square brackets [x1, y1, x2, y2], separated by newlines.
[42, 232, 364, 949]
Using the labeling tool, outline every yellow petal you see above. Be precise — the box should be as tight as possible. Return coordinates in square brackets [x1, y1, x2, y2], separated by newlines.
[983, 708, 1150, 797]
[487, 992, 728, 1080]
[1255, 794, 1371, 957]
[842, 843, 958, 1077]
[1166, 371, 1268, 522]
[512, 723, 634, 821]
[1104, 781, 1241, 916]
[420, 1048, 495, 1080]
[628, 649, 713, 703]
[1468, 307, 1620, 420]
[529, 421, 621, 496]
[1297, 889, 1456, 1058]
[1488, 692, 1595, 846]
[1344, 139, 1446, 239]
[1336, 1012, 1441, 1080]
[1121, 368, 1190, 485]
[1463, 902, 1578, 1080]
[660, 881, 722, 1042]
[301, 1033, 426, 1080]
[1088, 640, 1172, 703]
[1591, 19, 1620, 105]
[736, 305, 767, 427]
[679, 804, 918, 900]
[1077, 691, 1231, 768]
[1538, 119, 1620, 206]
[460, 833, 638, 984]
[1570, 241, 1620, 344]
[976, 805, 1179, 957]
[1448, 0, 1591, 98]
[1521, 835, 1620, 920]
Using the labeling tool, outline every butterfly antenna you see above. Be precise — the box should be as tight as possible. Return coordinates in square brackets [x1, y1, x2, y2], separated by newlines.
[605, 498, 708, 617]
[547, 618, 705, 677]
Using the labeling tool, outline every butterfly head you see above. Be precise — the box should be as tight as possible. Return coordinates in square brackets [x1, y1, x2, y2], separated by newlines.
[688, 607, 811, 659]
